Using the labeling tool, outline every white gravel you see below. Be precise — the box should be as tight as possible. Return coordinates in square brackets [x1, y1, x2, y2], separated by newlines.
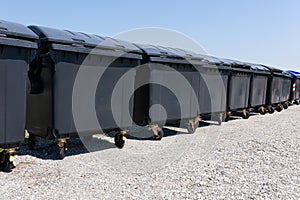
[0, 106, 299, 199]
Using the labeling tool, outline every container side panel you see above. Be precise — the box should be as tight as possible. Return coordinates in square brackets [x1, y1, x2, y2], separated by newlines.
[5, 60, 27, 144]
[250, 76, 268, 107]
[228, 75, 250, 110]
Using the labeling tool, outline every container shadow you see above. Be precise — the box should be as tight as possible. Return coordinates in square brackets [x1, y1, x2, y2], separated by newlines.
[125, 120, 222, 140]
[17, 136, 117, 160]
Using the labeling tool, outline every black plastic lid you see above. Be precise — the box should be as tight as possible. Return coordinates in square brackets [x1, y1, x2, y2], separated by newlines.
[217, 58, 253, 74]
[28, 26, 142, 54]
[264, 66, 292, 77]
[135, 44, 233, 71]
[134, 44, 178, 58]
[0, 19, 37, 40]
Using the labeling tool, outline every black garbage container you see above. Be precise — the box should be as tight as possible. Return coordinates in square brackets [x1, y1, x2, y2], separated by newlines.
[247, 64, 271, 115]
[222, 59, 252, 120]
[133, 44, 231, 137]
[265, 67, 292, 112]
[0, 20, 37, 171]
[27, 26, 142, 157]
[196, 55, 231, 124]
[286, 70, 300, 105]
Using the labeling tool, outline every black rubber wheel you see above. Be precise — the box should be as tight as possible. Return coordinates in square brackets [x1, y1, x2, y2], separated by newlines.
[242, 111, 250, 119]
[150, 127, 164, 140]
[268, 107, 275, 114]
[0, 153, 12, 173]
[259, 108, 266, 115]
[276, 104, 283, 112]
[114, 132, 125, 149]
[224, 115, 230, 122]
[28, 134, 36, 150]
[283, 103, 288, 109]
[187, 121, 199, 134]
[59, 144, 67, 159]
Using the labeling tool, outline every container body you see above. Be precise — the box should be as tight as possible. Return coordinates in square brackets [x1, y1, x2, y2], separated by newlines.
[227, 72, 251, 111]
[26, 26, 141, 138]
[133, 46, 230, 126]
[249, 74, 269, 108]
[267, 75, 291, 105]
[133, 63, 200, 126]
[0, 19, 37, 148]
[26, 50, 139, 138]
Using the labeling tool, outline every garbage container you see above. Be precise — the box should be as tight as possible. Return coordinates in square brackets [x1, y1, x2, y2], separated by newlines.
[0, 19, 37, 171]
[133, 44, 231, 137]
[286, 70, 300, 105]
[247, 64, 271, 115]
[27, 26, 142, 157]
[196, 55, 231, 124]
[265, 67, 292, 112]
[222, 59, 252, 121]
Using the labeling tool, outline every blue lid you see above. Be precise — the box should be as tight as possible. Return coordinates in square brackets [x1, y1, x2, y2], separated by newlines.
[286, 70, 300, 78]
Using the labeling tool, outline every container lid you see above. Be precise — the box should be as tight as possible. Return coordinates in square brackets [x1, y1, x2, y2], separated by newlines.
[243, 63, 271, 74]
[249, 64, 269, 71]
[161, 47, 200, 58]
[218, 58, 252, 72]
[264, 66, 292, 77]
[134, 44, 198, 65]
[135, 44, 233, 71]
[135, 44, 204, 60]
[28, 25, 141, 53]
[199, 55, 229, 66]
[286, 70, 300, 78]
[0, 19, 37, 40]
[134, 44, 179, 58]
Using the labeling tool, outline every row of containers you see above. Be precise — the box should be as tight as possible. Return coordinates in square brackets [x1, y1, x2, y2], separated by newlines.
[0, 19, 300, 171]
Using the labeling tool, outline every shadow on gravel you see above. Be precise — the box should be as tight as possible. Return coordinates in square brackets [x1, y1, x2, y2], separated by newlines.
[18, 112, 262, 160]
[125, 120, 221, 141]
[18, 137, 116, 160]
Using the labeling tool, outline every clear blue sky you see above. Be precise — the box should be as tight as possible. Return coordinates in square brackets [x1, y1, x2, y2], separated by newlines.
[2, 0, 299, 70]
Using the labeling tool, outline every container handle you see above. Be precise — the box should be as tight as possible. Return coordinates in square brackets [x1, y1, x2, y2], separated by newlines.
[0, 27, 8, 31]
[72, 38, 85, 43]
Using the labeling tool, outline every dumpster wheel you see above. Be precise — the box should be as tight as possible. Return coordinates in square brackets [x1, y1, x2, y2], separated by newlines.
[267, 105, 275, 114]
[149, 125, 164, 140]
[187, 116, 200, 134]
[27, 133, 36, 150]
[258, 106, 266, 115]
[114, 130, 127, 149]
[224, 112, 231, 122]
[283, 102, 289, 109]
[242, 109, 250, 119]
[276, 104, 283, 112]
[0, 149, 16, 172]
[57, 138, 68, 159]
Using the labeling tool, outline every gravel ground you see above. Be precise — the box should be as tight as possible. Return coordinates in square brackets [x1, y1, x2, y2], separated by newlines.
[0, 106, 299, 199]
